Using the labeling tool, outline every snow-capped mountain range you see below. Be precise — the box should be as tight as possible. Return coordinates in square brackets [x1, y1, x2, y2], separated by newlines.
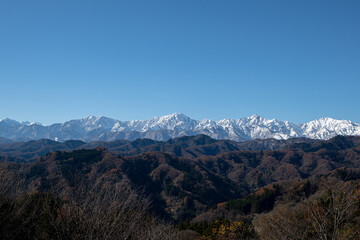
[0, 113, 360, 142]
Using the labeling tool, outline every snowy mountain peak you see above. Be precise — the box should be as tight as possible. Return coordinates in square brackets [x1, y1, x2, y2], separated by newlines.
[159, 113, 190, 121]
[249, 114, 261, 119]
[300, 117, 360, 140]
[86, 115, 96, 119]
[29, 122, 44, 126]
[248, 114, 266, 124]
[0, 113, 359, 142]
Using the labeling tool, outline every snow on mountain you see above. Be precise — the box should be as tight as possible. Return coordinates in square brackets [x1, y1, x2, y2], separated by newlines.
[123, 113, 197, 132]
[0, 114, 359, 142]
[300, 118, 360, 140]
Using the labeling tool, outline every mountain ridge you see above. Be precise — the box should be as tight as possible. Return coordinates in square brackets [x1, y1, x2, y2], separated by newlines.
[0, 134, 323, 162]
[3, 134, 360, 221]
[1, 113, 359, 142]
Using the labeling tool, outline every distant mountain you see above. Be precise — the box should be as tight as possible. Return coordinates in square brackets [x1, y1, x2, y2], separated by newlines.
[0, 137, 13, 145]
[0, 139, 85, 162]
[0, 134, 319, 162]
[1, 113, 360, 142]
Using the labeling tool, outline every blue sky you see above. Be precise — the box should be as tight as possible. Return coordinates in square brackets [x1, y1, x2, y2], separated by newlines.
[1, 0, 359, 124]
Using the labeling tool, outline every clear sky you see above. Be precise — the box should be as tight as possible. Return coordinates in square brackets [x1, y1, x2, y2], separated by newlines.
[1, 0, 359, 125]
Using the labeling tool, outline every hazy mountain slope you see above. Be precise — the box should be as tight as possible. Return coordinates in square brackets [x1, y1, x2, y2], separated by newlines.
[0, 134, 322, 162]
[0, 137, 13, 145]
[0, 139, 85, 162]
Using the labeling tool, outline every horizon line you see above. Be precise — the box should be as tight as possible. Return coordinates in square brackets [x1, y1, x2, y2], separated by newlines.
[0, 113, 358, 126]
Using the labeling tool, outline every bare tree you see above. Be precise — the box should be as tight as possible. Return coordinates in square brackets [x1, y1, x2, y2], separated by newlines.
[0, 161, 180, 240]
[303, 180, 360, 240]
[47, 175, 180, 240]
[0, 162, 24, 196]
[254, 178, 360, 240]
[253, 203, 314, 240]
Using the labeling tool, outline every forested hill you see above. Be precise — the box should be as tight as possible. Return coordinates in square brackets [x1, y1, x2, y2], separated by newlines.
[1, 135, 360, 222]
[0, 134, 319, 162]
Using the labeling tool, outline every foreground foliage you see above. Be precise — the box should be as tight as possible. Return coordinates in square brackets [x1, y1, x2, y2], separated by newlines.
[179, 218, 257, 240]
[0, 165, 180, 240]
[254, 178, 360, 240]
